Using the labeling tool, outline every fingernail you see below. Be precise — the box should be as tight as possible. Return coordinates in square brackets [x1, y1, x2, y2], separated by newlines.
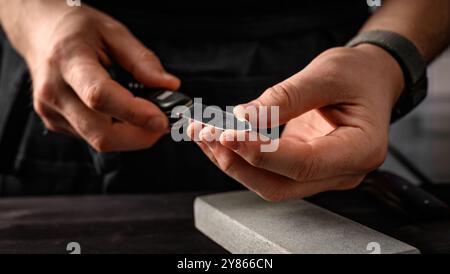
[233, 105, 247, 120]
[200, 128, 219, 150]
[234, 103, 256, 121]
[147, 116, 167, 131]
[200, 128, 214, 143]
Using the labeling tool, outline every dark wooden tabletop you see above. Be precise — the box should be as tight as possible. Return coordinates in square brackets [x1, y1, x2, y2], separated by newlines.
[0, 192, 227, 254]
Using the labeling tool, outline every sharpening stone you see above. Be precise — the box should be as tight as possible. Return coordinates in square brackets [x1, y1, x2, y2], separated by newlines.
[194, 191, 419, 254]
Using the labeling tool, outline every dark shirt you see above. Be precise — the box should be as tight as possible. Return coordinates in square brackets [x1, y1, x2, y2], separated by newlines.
[85, 1, 369, 39]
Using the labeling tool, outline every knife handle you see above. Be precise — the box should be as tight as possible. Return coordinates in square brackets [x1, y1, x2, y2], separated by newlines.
[108, 64, 193, 125]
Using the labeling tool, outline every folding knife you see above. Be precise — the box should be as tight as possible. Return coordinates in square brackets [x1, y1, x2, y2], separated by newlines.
[109, 66, 251, 131]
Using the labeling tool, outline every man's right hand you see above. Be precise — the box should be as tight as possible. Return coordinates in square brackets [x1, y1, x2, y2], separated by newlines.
[0, 0, 180, 152]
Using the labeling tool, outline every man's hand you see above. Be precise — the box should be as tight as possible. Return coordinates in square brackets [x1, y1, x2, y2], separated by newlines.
[0, 0, 180, 152]
[188, 45, 405, 201]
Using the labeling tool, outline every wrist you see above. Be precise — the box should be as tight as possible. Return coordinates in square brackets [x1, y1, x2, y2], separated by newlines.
[354, 43, 405, 106]
[1, 0, 73, 63]
[0, 0, 36, 57]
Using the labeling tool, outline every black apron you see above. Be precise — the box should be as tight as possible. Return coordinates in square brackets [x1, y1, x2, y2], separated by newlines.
[0, 28, 101, 195]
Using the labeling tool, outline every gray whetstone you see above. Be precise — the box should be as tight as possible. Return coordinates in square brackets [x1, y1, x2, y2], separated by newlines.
[194, 191, 419, 254]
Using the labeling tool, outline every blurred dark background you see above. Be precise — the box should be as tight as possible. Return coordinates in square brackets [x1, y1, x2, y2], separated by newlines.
[383, 47, 450, 185]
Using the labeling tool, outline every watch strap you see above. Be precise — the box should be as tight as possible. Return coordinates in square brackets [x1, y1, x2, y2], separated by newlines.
[347, 30, 428, 122]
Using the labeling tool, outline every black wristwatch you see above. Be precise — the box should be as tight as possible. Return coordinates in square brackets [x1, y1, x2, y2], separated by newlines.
[346, 30, 428, 122]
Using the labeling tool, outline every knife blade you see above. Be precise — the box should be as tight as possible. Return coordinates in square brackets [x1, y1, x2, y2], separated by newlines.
[144, 90, 251, 131]
[177, 102, 252, 132]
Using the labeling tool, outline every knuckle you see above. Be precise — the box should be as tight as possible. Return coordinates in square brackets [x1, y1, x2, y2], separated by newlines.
[220, 155, 236, 174]
[46, 123, 62, 133]
[264, 82, 297, 110]
[102, 19, 127, 33]
[33, 101, 64, 134]
[47, 43, 64, 67]
[43, 122, 56, 132]
[34, 82, 59, 107]
[84, 81, 107, 110]
[123, 108, 138, 124]
[266, 84, 289, 103]
[33, 100, 47, 118]
[89, 134, 111, 152]
[246, 150, 264, 168]
[129, 48, 159, 75]
[40, 118, 61, 133]
[137, 46, 162, 65]
[138, 47, 157, 62]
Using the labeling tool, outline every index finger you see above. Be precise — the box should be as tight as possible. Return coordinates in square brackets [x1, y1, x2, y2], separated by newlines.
[59, 46, 168, 132]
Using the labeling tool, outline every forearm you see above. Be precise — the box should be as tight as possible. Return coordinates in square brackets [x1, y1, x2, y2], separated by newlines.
[0, 0, 23, 24]
[361, 0, 450, 62]
[0, 0, 26, 40]
[0, 0, 73, 59]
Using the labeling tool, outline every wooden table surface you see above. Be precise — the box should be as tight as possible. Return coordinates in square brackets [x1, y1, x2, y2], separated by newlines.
[0, 192, 226, 254]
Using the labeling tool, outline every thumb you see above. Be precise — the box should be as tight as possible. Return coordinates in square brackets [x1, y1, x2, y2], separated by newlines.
[234, 71, 334, 127]
[102, 24, 180, 90]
